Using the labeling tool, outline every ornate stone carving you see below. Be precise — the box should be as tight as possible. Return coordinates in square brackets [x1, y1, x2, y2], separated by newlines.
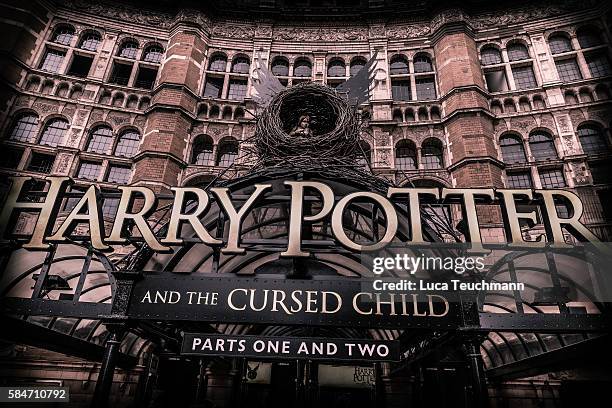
[32, 100, 59, 115]
[255, 24, 273, 38]
[430, 8, 467, 32]
[54, 152, 74, 175]
[213, 23, 254, 39]
[107, 112, 131, 127]
[88, 109, 105, 125]
[62, 104, 77, 118]
[58, 0, 173, 27]
[368, 24, 386, 38]
[173, 9, 212, 31]
[14, 96, 32, 108]
[67, 128, 82, 148]
[272, 26, 367, 41]
[385, 23, 430, 39]
[569, 162, 589, 185]
[75, 109, 89, 127]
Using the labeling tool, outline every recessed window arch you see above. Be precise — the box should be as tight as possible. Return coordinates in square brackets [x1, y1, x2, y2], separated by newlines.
[216, 137, 239, 167]
[564, 90, 578, 105]
[208, 53, 228, 72]
[529, 131, 558, 161]
[142, 44, 164, 63]
[231, 55, 250, 74]
[395, 139, 417, 170]
[577, 26, 603, 49]
[9, 113, 39, 143]
[51, 24, 75, 45]
[293, 58, 312, 77]
[86, 125, 113, 154]
[392, 109, 403, 122]
[114, 129, 141, 157]
[506, 42, 530, 61]
[548, 33, 573, 54]
[350, 57, 367, 77]
[78, 31, 102, 51]
[327, 58, 346, 77]
[39, 118, 69, 147]
[499, 133, 527, 163]
[421, 138, 443, 169]
[413, 53, 433, 73]
[577, 123, 608, 155]
[191, 135, 214, 165]
[271, 57, 289, 76]
[118, 39, 139, 59]
[481, 45, 503, 65]
[389, 54, 409, 75]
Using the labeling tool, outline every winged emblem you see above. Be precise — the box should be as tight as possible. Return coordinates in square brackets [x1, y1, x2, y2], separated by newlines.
[336, 50, 378, 106]
[251, 54, 285, 107]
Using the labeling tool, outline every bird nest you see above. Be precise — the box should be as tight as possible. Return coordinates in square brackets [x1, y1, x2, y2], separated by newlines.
[254, 82, 363, 166]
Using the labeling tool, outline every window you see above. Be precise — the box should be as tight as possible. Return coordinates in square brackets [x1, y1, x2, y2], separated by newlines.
[529, 132, 557, 161]
[271, 58, 289, 76]
[67, 54, 93, 77]
[548, 35, 572, 54]
[106, 165, 131, 184]
[485, 69, 509, 92]
[507, 172, 532, 188]
[227, 79, 248, 101]
[77, 161, 102, 180]
[231, 56, 250, 74]
[51, 25, 74, 45]
[577, 125, 608, 155]
[134, 66, 158, 89]
[391, 80, 411, 101]
[413, 55, 433, 73]
[27, 153, 55, 173]
[539, 169, 566, 188]
[63, 186, 86, 213]
[507, 43, 530, 61]
[350, 58, 366, 76]
[585, 53, 612, 78]
[114, 130, 140, 157]
[9, 114, 38, 142]
[395, 140, 417, 170]
[79, 33, 101, 51]
[39, 49, 65, 73]
[416, 77, 436, 100]
[577, 27, 602, 49]
[499, 134, 526, 163]
[86, 126, 113, 154]
[293, 59, 312, 77]
[389, 55, 409, 75]
[208, 54, 227, 71]
[216, 139, 238, 166]
[327, 59, 345, 77]
[192, 135, 214, 165]
[203, 76, 224, 98]
[555, 58, 582, 82]
[101, 190, 120, 218]
[511, 65, 537, 89]
[109, 62, 133, 85]
[421, 138, 443, 169]
[4, 147, 23, 169]
[590, 161, 612, 185]
[118, 40, 139, 59]
[40, 118, 69, 147]
[143, 45, 164, 63]
[481, 47, 503, 65]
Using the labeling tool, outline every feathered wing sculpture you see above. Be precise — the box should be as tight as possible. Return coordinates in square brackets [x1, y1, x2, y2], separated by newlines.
[336, 50, 378, 106]
[251, 55, 286, 107]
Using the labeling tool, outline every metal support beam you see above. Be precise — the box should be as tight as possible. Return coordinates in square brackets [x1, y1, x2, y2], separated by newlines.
[91, 323, 127, 408]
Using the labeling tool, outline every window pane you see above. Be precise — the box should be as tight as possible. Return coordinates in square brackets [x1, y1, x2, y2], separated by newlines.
[350, 59, 366, 76]
[52, 27, 74, 45]
[413, 56, 433, 73]
[294, 60, 312, 77]
[389, 57, 409, 75]
[10, 114, 39, 142]
[511, 65, 537, 89]
[529, 133, 557, 161]
[416, 77, 436, 100]
[40, 49, 65, 73]
[77, 161, 101, 180]
[209, 55, 227, 71]
[79, 33, 101, 51]
[485, 69, 509, 92]
[119, 41, 138, 59]
[577, 29, 602, 49]
[271, 59, 289, 76]
[40, 119, 69, 147]
[3, 147, 23, 169]
[555, 58, 582, 82]
[109, 63, 133, 85]
[539, 169, 566, 188]
[203, 77, 224, 98]
[392, 80, 411, 101]
[27, 153, 54, 173]
[481, 47, 502, 65]
[421, 140, 443, 169]
[500, 136, 526, 163]
[507, 44, 529, 61]
[395, 141, 417, 170]
[507, 172, 532, 188]
[227, 79, 248, 101]
[106, 165, 131, 184]
[143, 46, 164, 63]
[327, 60, 345, 77]
[86, 126, 113, 154]
[115, 131, 140, 157]
[134, 67, 158, 89]
[578, 126, 607, 155]
[585, 53, 612, 78]
[548, 35, 572, 54]
[192, 137, 214, 165]
[217, 141, 238, 166]
[102, 190, 120, 219]
[231, 57, 250, 74]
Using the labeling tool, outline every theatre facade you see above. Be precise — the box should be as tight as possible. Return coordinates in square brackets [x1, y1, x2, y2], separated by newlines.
[0, 0, 612, 407]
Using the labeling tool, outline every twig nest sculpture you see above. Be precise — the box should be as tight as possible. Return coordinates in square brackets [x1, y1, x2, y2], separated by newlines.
[255, 82, 362, 165]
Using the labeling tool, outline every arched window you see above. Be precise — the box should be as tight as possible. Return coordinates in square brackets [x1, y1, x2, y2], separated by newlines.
[118, 40, 139, 59]
[271, 57, 289, 76]
[114, 130, 141, 157]
[356, 141, 371, 167]
[392, 109, 403, 122]
[350, 57, 366, 77]
[577, 27, 602, 49]
[216, 138, 238, 166]
[413, 54, 433, 73]
[507, 43, 530, 61]
[395, 140, 417, 170]
[231, 56, 250, 74]
[421, 138, 443, 169]
[79, 32, 101, 51]
[86, 126, 113, 154]
[564, 91, 578, 105]
[143, 44, 164, 63]
[39, 118, 69, 147]
[9, 113, 39, 142]
[191, 135, 214, 165]
[481, 46, 502, 65]
[51, 25, 75, 45]
[389, 55, 409, 75]
[529, 131, 557, 161]
[577, 124, 608, 155]
[499, 134, 526, 163]
[548, 34, 573, 54]
[293, 59, 312, 77]
[327, 59, 346, 77]
[208, 53, 227, 72]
